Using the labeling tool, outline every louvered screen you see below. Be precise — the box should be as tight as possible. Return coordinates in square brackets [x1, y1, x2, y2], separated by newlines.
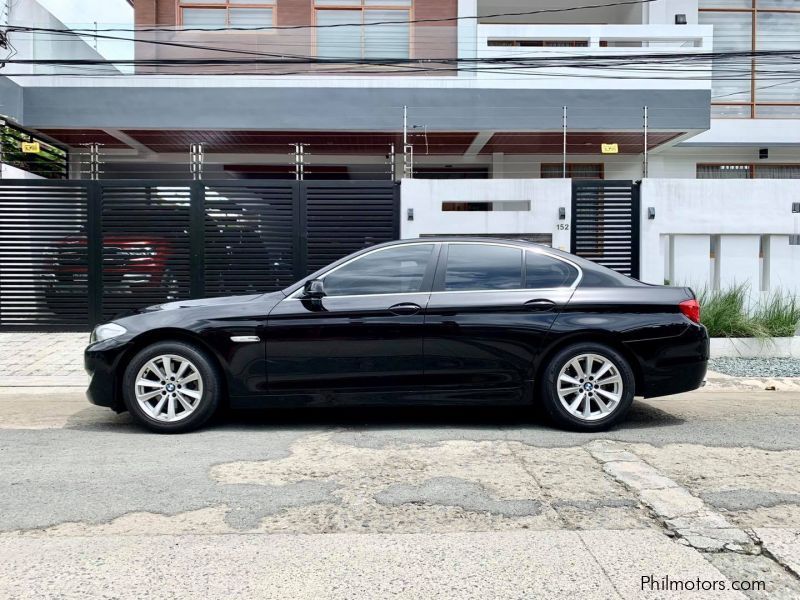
[305, 182, 398, 274]
[0, 182, 89, 329]
[203, 182, 295, 296]
[571, 180, 640, 278]
[100, 185, 192, 321]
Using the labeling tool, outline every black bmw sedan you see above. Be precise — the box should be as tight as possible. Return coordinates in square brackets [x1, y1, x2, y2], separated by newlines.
[85, 238, 709, 433]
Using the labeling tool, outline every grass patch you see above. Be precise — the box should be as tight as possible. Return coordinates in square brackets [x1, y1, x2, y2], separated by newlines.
[697, 285, 800, 338]
[753, 292, 800, 338]
[698, 285, 767, 338]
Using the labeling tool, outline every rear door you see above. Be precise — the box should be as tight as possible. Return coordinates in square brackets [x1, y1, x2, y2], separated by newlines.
[423, 243, 578, 400]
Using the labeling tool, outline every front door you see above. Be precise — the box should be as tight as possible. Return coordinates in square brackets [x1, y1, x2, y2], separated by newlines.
[423, 243, 578, 402]
[266, 243, 439, 402]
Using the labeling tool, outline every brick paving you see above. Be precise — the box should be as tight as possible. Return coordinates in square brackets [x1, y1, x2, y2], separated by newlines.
[0, 333, 88, 385]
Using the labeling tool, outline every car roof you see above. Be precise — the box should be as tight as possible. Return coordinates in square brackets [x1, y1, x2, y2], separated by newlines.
[380, 237, 583, 263]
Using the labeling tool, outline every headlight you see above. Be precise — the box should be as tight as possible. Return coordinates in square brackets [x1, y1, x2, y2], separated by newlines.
[90, 322, 127, 343]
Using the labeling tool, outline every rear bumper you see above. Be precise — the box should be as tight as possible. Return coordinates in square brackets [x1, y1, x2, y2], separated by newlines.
[84, 337, 134, 412]
[627, 323, 710, 399]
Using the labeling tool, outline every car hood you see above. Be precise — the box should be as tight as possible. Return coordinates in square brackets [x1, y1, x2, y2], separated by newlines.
[140, 291, 284, 313]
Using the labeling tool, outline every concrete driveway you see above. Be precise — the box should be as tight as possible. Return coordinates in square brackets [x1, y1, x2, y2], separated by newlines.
[0, 387, 799, 599]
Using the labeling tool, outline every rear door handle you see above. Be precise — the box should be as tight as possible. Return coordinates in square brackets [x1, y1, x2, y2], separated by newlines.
[389, 302, 422, 316]
[524, 298, 557, 311]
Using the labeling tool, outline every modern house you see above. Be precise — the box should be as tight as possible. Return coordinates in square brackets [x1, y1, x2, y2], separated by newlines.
[0, 0, 798, 329]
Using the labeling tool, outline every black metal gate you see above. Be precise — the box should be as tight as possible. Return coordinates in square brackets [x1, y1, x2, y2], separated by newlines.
[571, 180, 640, 279]
[0, 179, 399, 330]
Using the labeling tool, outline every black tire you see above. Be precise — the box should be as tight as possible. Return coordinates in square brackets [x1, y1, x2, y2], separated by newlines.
[538, 342, 635, 432]
[122, 341, 221, 433]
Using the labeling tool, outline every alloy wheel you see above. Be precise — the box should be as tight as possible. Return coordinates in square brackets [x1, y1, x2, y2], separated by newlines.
[134, 354, 204, 423]
[556, 353, 623, 422]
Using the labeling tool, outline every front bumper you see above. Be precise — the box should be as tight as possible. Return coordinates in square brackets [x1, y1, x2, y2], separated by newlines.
[84, 337, 135, 411]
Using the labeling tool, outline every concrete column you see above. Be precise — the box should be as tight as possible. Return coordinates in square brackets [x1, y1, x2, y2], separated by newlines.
[763, 235, 798, 295]
[491, 153, 504, 179]
[457, 0, 478, 77]
[717, 234, 761, 295]
[670, 234, 711, 289]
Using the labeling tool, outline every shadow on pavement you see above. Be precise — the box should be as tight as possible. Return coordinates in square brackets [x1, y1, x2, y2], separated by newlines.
[65, 399, 684, 434]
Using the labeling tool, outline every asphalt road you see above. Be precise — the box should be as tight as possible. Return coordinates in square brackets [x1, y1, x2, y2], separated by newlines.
[1, 388, 799, 599]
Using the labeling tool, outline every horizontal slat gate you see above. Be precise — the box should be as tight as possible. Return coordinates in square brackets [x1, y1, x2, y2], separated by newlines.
[571, 180, 640, 278]
[305, 182, 400, 274]
[0, 182, 90, 329]
[204, 182, 297, 296]
[100, 184, 193, 321]
[0, 179, 399, 330]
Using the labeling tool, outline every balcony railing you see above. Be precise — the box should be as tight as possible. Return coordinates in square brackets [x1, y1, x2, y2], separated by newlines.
[472, 24, 714, 88]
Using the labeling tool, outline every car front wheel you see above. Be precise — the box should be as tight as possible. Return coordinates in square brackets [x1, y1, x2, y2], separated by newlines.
[540, 342, 635, 432]
[122, 341, 220, 433]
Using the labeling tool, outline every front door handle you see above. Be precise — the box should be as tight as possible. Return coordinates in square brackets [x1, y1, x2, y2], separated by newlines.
[524, 298, 557, 311]
[389, 302, 422, 316]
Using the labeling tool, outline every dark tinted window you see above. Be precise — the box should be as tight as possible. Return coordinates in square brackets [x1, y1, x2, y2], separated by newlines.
[444, 244, 523, 291]
[323, 244, 434, 296]
[525, 252, 578, 288]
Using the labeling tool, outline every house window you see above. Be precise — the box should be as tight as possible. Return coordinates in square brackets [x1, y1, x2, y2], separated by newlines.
[699, 1, 800, 118]
[180, 1, 275, 29]
[315, 0, 412, 59]
[540, 163, 604, 179]
[697, 164, 800, 178]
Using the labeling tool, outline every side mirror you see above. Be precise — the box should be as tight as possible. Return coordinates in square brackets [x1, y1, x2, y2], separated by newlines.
[302, 279, 326, 299]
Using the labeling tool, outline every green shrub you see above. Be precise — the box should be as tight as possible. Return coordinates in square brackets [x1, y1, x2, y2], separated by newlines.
[753, 292, 800, 338]
[697, 285, 767, 338]
[697, 285, 800, 338]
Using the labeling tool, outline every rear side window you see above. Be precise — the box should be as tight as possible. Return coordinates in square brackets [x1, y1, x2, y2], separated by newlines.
[444, 244, 523, 291]
[525, 252, 578, 288]
[323, 244, 435, 296]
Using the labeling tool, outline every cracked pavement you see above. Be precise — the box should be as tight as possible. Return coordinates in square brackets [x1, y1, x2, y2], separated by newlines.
[1, 387, 800, 598]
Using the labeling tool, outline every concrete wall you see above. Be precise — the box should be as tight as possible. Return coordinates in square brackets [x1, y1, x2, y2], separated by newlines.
[401, 178, 800, 296]
[640, 179, 800, 295]
[401, 179, 572, 251]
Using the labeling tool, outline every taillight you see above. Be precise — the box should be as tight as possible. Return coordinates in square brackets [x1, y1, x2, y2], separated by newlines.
[679, 299, 701, 323]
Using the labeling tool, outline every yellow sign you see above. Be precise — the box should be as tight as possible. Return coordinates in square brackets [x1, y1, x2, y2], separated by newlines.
[601, 143, 619, 154]
[21, 142, 41, 154]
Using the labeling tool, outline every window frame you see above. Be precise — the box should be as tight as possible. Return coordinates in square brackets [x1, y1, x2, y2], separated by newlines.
[178, 1, 277, 30]
[287, 241, 439, 299]
[431, 242, 582, 294]
[697, 162, 800, 178]
[699, 1, 800, 118]
[313, 0, 414, 60]
[541, 163, 605, 179]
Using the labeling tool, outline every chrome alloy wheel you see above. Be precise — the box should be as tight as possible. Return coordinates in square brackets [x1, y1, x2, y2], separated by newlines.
[134, 354, 204, 423]
[556, 353, 623, 422]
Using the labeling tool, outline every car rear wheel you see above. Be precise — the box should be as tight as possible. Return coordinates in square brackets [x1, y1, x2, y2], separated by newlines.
[122, 341, 220, 433]
[539, 342, 634, 432]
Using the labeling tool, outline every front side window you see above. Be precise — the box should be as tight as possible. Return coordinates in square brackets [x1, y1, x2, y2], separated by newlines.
[444, 244, 523, 291]
[181, 1, 274, 30]
[323, 244, 434, 296]
[525, 252, 578, 288]
[315, 0, 411, 59]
